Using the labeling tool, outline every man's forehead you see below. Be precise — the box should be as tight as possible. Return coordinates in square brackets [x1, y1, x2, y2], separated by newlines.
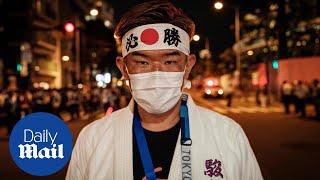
[127, 49, 184, 57]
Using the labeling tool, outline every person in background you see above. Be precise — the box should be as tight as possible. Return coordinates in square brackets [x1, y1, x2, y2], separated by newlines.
[291, 80, 299, 114]
[224, 81, 234, 107]
[281, 80, 293, 114]
[311, 79, 320, 120]
[295, 80, 309, 118]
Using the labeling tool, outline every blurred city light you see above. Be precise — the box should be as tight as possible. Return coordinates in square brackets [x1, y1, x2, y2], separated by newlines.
[296, 41, 302, 46]
[97, 81, 103, 87]
[104, 73, 111, 83]
[272, 60, 279, 69]
[214, 2, 223, 10]
[104, 20, 111, 28]
[62, 55, 70, 61]
[64, 22, 75, 33]
[34, 66, 40, 71]
[207, 80, 214, 86]
[33, 83, 39, 88]
[78, 83, 83, 89]
[96, 1, 103, 7]
[90, 9, 99, 16]
[247, 50, 254, 56]
[192, 34, 200, 41]
[39, 82, 49, 90]
[17, 64, 22, 72]
[117, 80, 123, 86]
[272, 46, 278, 51]
[205, 89, 212, 95]
[263, 48, 269, 53]
[95, 74, 104, 82]
[218, 89, 224, 95]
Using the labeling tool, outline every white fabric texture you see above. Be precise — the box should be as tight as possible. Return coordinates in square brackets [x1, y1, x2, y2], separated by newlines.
[66, 95, 263, 180]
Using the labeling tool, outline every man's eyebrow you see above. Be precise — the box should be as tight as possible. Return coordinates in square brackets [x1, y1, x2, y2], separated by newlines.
[131, 51, 148, 57]
[163, 51, 182, 56]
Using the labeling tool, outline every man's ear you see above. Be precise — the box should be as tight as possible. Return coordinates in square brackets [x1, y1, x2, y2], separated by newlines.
[184, 54, 196, 80]
[116, 56, 129, 80]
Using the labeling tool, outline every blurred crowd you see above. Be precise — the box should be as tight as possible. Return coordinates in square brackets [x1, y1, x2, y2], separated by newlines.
[0, 86, 131, 135]
[280, 79, 320, 120]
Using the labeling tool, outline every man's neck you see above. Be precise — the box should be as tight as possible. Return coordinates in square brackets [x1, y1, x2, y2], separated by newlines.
[137, 100, 181, 132]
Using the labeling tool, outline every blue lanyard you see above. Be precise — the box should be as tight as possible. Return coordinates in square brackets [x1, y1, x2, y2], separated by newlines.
[133, 98, 191, 180]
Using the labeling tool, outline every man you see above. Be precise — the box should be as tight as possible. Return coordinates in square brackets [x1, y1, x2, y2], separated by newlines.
[66, 1, 263, 179]
[281, 80, 293, 114]
[311, 79, 320, 120]
[295, 81, 309, 118]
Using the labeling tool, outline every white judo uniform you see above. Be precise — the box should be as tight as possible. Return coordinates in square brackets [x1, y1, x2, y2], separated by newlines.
[66, 95, 263, 180]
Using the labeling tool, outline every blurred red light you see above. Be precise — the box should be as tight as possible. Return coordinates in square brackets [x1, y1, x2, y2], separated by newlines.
[64, 23, 75, 33]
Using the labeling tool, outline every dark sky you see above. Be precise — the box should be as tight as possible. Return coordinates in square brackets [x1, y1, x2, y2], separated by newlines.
[108, 0, 271, 56]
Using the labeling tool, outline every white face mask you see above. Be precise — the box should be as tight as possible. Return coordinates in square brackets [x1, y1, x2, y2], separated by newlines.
[128, 71, 185, 114]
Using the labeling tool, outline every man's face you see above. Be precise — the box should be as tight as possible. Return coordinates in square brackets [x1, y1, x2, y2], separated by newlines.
[116, 49, 196, 80]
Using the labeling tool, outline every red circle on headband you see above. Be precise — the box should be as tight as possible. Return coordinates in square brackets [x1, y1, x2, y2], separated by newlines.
[141, 28, 159, 45]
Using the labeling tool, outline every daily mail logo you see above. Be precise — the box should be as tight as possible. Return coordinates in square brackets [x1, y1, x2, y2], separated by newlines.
[9, 112, 73, 176]
[18, 129, 64, 159]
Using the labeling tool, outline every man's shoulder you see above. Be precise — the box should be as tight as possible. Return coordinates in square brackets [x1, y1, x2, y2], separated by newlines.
[79, 107, 130, 140]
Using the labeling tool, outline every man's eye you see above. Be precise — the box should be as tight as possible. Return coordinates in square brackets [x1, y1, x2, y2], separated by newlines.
[136, 61, 149, 65]
[165, 61, 177, 65]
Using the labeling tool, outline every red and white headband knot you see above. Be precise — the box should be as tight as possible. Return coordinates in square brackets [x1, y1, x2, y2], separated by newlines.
[121, 23, 190, 57]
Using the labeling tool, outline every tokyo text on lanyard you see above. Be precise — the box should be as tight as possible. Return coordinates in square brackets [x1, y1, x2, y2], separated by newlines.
[133, 94, 192, 180]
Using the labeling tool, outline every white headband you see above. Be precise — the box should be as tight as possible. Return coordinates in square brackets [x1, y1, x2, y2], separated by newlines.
[121, 23, 190, 57]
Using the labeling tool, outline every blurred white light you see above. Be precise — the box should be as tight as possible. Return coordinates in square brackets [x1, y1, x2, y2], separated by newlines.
[117, 81, 123, 86]
[97, 81, 104, 87]
[192, 35, 200, 41]
[125, 80, 130, 86]
[218, 89, 224, 95]
[207, 80, 214, 86]
[78, 84, 83, 89]
[96, 74, 104, 82]
[247, 50, 254, 56]
[302, 41, 306, 46]
[35, 66, 40, 71]
[214, 2, 223, 9]
[104, 20, 111, 27]
[62, 55, 70, 61]
[90, 9, 99, 16]
[33, 83, 39, 88]
[39, 82, 49, 90]
[205, 89, 212, 95]
[104, 73, 111, 83]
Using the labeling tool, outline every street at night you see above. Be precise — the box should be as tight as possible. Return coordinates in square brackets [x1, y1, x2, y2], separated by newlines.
[1, 89, 320, 179]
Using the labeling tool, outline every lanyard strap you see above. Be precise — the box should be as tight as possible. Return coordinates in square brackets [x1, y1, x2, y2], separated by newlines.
[133, 96, 192, 180]
[180, 95, 192, 179]
[133, 103, 157, 180]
